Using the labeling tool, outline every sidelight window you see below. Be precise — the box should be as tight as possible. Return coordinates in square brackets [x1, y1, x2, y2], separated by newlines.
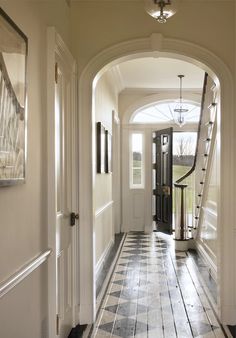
[130, 133, 144, 188]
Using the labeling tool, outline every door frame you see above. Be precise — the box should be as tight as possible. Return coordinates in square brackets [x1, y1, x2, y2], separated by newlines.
[47, 27, 78, 338]
[112, 110, 121, 234]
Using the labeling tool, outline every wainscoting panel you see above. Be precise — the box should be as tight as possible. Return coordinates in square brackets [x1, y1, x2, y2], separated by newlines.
[95, 201, 114, 267]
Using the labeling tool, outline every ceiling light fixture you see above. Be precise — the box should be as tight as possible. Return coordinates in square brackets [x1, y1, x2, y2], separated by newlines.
[144, 0, 178, 23]
[174, 75, 188, 127]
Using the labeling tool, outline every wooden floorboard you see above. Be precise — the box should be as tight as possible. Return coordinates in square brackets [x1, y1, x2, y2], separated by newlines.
[91, 232, 228, 338]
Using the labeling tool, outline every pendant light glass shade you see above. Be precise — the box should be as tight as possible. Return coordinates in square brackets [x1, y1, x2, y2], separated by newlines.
[174, 75, 188, 127]
[144, 0, 178, 23]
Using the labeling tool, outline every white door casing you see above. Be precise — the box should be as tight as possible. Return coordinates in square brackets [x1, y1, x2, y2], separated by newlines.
[47, 27, 78, 338]
[55, 59, 73, 338]
[112, 110, 121, 234]
[78, 33, 235, 325]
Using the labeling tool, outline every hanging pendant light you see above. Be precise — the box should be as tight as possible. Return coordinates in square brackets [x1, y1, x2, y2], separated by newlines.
[144, 0, 178, 23]
[174, 75, 188, 127]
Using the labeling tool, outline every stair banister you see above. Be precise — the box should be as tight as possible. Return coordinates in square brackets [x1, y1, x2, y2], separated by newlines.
[174, 73, 208, 241]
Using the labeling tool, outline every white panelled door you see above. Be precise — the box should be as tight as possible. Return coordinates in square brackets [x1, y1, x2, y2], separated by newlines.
[55, 60, 75, 337]
[121, 128, 153, 233]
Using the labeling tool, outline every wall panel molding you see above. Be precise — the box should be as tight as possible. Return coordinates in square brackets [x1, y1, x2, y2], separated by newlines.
[0, 249, 51, 298]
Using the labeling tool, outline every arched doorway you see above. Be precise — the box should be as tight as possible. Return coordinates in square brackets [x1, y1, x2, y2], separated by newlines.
[78, 33, 235, 325]
[121, 95, 201, 235]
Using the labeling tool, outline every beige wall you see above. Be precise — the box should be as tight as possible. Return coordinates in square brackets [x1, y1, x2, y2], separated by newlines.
[94, 72, 118, 265]
[0, 1, 71, 337]
[0, 0, 235, 334]
[71, 1, 235, 76]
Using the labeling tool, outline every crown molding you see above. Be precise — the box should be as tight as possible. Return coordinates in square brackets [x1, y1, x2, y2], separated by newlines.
[106, 65, 125, 94]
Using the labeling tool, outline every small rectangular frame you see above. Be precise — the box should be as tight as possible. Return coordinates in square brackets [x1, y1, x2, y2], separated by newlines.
[97, 122, 106, 173]
[105, 129, 112, 173]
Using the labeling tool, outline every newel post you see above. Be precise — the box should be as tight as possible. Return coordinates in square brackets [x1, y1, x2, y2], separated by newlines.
[174, 183, 189, 250]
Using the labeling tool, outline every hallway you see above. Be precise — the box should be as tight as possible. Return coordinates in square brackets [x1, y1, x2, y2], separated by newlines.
[91, 232, 229, 338]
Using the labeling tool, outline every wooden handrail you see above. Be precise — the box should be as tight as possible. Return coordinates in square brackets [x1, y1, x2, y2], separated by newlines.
[175, 72, 208, 184]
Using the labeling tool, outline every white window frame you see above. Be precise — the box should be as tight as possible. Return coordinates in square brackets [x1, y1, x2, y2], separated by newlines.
[129, 132, 145, 189]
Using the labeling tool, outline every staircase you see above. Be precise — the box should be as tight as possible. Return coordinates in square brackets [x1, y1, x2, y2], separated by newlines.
[174, 72, 218, 273]
[193, 76, 218, 277]
[194, 76, 217, 230]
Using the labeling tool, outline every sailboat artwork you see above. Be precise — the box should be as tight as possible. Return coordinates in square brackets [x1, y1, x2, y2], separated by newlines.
[0, 8, 27, 186]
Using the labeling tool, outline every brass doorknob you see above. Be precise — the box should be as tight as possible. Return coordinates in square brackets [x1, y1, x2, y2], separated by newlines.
[162, 186, 170, 196]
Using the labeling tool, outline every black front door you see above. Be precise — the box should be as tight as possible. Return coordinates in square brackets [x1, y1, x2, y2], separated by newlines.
[153, 128, 173, 234]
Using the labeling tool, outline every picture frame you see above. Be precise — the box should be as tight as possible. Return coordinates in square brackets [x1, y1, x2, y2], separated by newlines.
[96, 122, 106, 173]
[0, 8, 28, 186]
[105, 130, 112, 173]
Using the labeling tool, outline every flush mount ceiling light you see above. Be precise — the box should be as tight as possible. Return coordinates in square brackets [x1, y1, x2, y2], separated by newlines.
[174, 75, 189, 127]
[144, 0, 178, 23]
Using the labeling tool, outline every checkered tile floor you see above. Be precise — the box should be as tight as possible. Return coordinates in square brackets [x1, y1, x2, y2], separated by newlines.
[92, 232, 228, 338]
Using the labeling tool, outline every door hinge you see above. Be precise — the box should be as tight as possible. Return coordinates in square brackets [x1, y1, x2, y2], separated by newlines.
[55, 62, 58, 84]
[56, 314, 59, 335]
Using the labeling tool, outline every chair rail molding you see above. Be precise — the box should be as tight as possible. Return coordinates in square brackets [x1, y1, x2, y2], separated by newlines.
[95, 200, 114, 218]
[0, 249, 51, 299]
[78, 32, 235, 324]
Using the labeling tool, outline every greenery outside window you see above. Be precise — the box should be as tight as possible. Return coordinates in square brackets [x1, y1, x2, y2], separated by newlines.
[130, 133, 144, 189]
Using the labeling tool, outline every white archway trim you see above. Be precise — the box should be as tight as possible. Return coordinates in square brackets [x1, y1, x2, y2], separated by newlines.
[122, 92, 201, 124]
[82, 33, 232, 87]
[78, 33, 235, 324]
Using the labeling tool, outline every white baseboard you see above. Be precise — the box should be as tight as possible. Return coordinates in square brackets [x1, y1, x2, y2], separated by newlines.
[220, 305, 236, 327]
[96, 233, 125, 311]
[79, 302, 95, 325]
[95, 237, 114, 277]
[196, 241, 217, 281]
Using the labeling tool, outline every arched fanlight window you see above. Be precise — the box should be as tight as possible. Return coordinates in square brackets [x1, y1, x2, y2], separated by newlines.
[131, 101, 200, 125]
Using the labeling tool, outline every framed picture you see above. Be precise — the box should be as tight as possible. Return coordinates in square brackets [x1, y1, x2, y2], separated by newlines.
[0, 9, 28, 186]
[105, 130, 112, 173]
[96, 122, 106, 173]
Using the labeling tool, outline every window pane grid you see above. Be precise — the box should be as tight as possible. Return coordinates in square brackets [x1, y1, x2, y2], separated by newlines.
[132, 102, 200, 124]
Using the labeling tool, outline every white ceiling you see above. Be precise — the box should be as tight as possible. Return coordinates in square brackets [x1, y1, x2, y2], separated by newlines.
[116, 57, 205, 90]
